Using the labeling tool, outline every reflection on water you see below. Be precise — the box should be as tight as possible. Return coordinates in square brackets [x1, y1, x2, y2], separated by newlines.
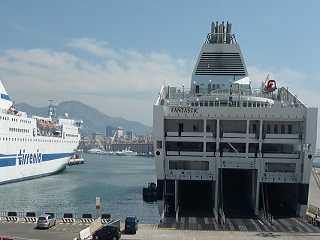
[0, 154, 159, 223]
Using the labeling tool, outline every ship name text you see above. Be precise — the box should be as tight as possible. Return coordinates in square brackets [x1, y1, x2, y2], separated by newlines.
[170, 106, 198, 114]
[16, 149, 42, 165]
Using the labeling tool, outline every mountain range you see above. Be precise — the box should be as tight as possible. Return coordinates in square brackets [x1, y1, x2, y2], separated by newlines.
[16, 101, 151, 136]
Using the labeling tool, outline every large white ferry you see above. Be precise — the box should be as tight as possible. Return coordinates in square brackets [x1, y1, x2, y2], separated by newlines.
[153, 21, 318, 220]
[0, 80, 81, 184]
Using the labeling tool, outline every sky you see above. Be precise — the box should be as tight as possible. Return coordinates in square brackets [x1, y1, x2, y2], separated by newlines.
[1, 0, 320, 134]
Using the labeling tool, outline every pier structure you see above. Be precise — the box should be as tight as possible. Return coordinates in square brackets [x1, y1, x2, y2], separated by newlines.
[105, 143, 153, 155]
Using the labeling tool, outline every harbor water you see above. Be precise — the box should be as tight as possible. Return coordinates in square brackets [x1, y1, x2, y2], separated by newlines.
[0, 154, 159, 223]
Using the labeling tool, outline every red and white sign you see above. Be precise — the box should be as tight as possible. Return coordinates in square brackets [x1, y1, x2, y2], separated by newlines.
[96, 197, 101, 210]
[265, 79, 277, 92]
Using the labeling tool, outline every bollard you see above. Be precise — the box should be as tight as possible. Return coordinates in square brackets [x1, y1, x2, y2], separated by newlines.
[25, 212, 37, 223]
[62, 213, 75, 223]
[6, 212, 18, 222]
[101, 213, 111, 224]
[80, 214, 94, 223]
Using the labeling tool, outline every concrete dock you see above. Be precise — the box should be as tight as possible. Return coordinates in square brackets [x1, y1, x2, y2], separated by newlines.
[0, 172, 319, 240]
[0, 221, 320, 240]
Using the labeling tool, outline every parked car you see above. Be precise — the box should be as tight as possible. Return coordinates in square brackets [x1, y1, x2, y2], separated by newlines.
[92, 225, 121, 240]
[124, 216, 138, 234]
[36, 214, 56, 229]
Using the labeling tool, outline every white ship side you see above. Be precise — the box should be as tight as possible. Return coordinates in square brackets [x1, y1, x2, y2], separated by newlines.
[0, 80, 82, 184]
[153, 21, 318, 219]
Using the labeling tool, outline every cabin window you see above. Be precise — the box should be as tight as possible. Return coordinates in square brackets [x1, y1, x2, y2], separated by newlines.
[178, 123, 184, 134]
[252, 124, 257, 134]
[274, 125, 278, 134]
[288, 125, 292, 134]
[281, 125, 285, 134]
[265, 163, 296, 173]
[166, 141, 203, 152]
[267, 124, 271, 134]
[195, 85, 199, 94]
[169, 160, 209, 171]
[206, 142, 216, 152]
[157, 141, 162, 149]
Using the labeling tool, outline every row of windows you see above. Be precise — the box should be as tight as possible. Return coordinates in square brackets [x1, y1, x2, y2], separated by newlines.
[66, 134, 79, 138]
[265, 163, 296, 173]
[0, 137, 78, 144]
[165, 141, 296, 154]
[265, 124, 293, 134]
[169, 160, 209, 171]
[168, 161, 296, 173]
[0, 115, 32, 124]
[190, 100, 270, 108]
[20, 119, 32, 124]
[9, 128, 30, 133]
[164, 123, 295, 135]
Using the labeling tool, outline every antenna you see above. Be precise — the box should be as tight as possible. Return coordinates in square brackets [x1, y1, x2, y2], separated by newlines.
[48, 99, 56, 119]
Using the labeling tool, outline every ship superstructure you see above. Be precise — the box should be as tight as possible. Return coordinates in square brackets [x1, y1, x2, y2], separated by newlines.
[153, 21, 317, 220]
[0, 80, 81, 184]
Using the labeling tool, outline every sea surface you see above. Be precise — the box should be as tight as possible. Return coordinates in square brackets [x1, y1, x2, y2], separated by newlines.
[0, 154, 159, 223]
[1, 156, 319, 224]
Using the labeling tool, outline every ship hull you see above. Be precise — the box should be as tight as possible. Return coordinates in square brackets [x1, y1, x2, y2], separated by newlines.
[0, 113, 80, 185]
[0, 154, 72, 184]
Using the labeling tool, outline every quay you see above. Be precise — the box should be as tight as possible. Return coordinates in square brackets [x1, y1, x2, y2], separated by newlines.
[1, 222, 320, 240]
[0, 168, 319, 239]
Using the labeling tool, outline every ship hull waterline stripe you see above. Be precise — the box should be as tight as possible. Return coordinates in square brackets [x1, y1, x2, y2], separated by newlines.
[0, 152, 73, 167]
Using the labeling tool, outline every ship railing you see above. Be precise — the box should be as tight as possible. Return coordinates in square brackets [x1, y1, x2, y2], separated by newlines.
[162, 86, 305, 108]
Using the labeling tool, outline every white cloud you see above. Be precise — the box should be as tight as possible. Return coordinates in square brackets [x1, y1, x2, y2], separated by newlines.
[0, 39, 319, 145]
[67, 38, 118, 59]
[0, 39, 189, 125]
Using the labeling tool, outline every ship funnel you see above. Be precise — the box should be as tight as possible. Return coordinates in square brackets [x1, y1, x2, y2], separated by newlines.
[226, 22, 232, 43]
[211, 22, 215, 34]
[191, 21, 248, 91]
[208, 20, 234, 44]
[0, 80, 13, 110]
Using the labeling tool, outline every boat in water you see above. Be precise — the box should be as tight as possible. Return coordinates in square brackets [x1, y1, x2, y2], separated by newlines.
[87, 148, 108, 155]
[115, 148, 137, 156]
[0, 80, 82, 184]
[153, 21, 318, 219]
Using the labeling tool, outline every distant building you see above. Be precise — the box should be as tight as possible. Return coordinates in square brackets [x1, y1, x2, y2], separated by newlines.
[126, 130, 133, 141]
[111, 127, 125, 143]
[116, 127, 124, 138]
[105, 126, 115, 137]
